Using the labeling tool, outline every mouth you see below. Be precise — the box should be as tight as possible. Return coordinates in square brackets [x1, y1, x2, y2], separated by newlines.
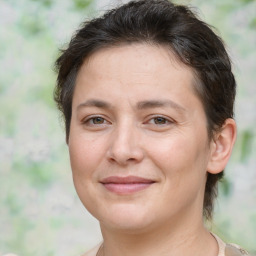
[100, 176, 156, 195]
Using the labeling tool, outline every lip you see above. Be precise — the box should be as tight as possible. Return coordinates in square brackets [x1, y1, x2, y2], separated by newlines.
[100, 176, 155, 194]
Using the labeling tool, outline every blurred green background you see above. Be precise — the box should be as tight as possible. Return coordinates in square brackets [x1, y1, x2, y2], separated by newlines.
[0, 0, 255, 255]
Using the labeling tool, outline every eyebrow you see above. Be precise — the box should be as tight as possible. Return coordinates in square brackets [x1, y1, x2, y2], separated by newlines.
[77, 99, 186, 112]
[137, 100, 186, 112]
[77, 99, 112, 110]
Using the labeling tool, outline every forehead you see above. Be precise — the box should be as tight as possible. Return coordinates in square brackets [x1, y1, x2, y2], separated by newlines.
[74, 43, 200, 107]
[82, 43, 191, 75]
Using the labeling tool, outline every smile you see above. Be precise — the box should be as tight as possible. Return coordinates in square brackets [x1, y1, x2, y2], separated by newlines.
[100, 176, 155, 194]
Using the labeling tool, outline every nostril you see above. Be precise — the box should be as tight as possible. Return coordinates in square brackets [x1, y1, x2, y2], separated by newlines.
[107, 150, 144, 165]
[127, 157, 137, 162]
[106, 132, 144, 165]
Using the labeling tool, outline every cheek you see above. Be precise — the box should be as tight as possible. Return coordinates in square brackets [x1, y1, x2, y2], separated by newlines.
[146, 132, 209, 179]
[68, 133, 106, 178]
[146, 134, 190, 166]
[68, 134, 106, 213]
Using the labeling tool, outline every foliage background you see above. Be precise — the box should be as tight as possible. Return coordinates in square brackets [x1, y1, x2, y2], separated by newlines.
[0, 0, 255, 255]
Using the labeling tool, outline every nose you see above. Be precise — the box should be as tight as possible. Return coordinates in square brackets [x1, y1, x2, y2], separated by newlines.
[106, 124, 144, 166]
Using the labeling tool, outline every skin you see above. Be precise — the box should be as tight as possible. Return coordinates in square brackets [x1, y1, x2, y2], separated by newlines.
[68, 44, 236, 256]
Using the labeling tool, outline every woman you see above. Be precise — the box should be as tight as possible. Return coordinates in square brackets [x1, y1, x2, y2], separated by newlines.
[54, 1, 249, 255]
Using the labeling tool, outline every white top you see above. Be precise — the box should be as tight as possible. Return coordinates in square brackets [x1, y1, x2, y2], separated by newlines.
[211, 233, 227, 256]
[82, 244, 101, 256]
[81, 233, 250, 256]
[2, 234, 248, 256]
[211, 233, 249, 256]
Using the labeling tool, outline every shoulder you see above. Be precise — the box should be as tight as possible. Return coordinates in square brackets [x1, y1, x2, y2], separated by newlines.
[81, 243, 102, 256]
[211, 232, 250, 256]
[225, 243, 250, 256]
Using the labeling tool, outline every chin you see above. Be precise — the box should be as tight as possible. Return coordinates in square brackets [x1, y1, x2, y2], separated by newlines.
[98, 203, 155, 233]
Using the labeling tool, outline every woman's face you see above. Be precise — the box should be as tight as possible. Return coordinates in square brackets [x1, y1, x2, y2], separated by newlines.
[69, 44, 213, 232]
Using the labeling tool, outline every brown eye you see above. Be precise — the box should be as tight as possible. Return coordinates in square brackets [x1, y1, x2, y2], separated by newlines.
[83, 116, 109, 126]
[92, 117, 105, 124]
[82, 115, 111, 129]
[153, 117, 168, 124]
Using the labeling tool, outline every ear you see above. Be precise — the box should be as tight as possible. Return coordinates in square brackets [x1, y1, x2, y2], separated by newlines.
[207, 118, 237, 174]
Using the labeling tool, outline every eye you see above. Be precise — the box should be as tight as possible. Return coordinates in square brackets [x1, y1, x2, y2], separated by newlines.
[148, 116, 171, 125]
[152, 117, 169, 125]
[82, 116, 111, 127]
[90, 117, 105, 124]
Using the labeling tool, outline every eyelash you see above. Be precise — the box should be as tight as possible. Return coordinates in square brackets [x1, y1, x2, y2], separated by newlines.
[82, 116, 111, 126]
[146, 116, 172, 125]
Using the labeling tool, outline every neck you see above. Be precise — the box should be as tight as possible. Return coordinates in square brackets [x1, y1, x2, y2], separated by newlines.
[100, 212, 218, 256]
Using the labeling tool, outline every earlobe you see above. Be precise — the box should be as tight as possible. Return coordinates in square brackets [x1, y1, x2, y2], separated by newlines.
[207, 118, 237, 174]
